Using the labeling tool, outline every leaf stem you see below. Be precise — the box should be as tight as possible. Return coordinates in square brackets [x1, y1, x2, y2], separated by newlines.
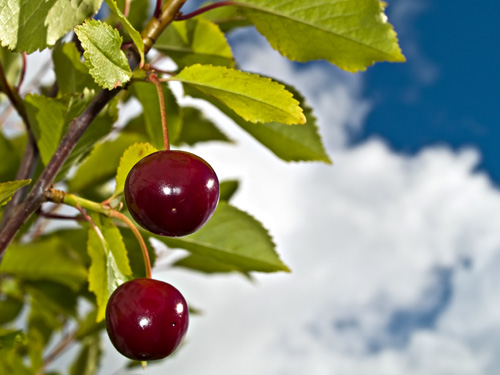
[175, 1, 237, 21]
[111, 211, 152, 279]
[155, 0, 163, 18]
[148, 73, 170, 150]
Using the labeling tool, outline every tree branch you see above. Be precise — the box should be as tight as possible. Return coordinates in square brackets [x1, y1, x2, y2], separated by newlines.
[0, 0, 188, 257]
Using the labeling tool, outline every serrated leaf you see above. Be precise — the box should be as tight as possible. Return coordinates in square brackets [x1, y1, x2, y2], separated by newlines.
[0, 0, 103, 53]
[184, 84, 331, 163]
[59, 94, 119, 179]
[75, 19, 132, 89]
[173, 254, 247, 275]
[156, 18, 234, 68]
[104, 0, 144, 66]
[237, 0, 405, 72]
[175, 106, 232, 146]
[130, 81, 182, 149]
[0, 133, 20, 181]
[69, 132, 147, 193]
[219, 179, 239, 201]
[87, 213, 132, 321]
[25, 91, 118, 176]
[0, 46, 21, 87]
[113, 142, 158, 197]
[0, 179, 31, 206]
[200, 1, 251, 32]
[0, 237, 87, 291]
[154, 201, 289, 273]
[173, 64, 305, 124]
[52, 42, 100, 94]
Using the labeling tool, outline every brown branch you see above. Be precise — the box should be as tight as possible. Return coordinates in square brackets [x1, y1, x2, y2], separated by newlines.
[0, 0, 188, 258]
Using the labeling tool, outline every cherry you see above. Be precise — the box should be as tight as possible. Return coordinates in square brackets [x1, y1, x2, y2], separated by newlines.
[124, 150, 219, 237]
[105, 278, 189, 361]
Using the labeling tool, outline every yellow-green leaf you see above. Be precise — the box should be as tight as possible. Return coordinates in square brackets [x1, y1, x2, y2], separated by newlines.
[104, 0, 144, 66]
[154, 201, 290, 273]
[155, 18, 234, 68]
[0, 179, 31, 206]
[87, 214, 132, 321]
[113, 142, 158, 197]
[172, 64, 305, 124]
[75, 19, 132, 89]
[237, 0, 405, 72]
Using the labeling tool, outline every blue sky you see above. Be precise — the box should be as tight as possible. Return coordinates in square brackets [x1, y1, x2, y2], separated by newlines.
[73, 1, 500, 374]
[359, 1, 500, 183]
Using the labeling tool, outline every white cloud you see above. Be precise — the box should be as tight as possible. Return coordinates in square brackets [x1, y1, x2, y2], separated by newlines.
[97, 8, 500, 375]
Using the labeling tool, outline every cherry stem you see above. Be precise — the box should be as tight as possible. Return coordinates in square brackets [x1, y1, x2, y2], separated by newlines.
[175, 1, 237, 21]
[111, 211, 152, 279]
[45, 188, 152, 279]
[148, 73, 170, 150]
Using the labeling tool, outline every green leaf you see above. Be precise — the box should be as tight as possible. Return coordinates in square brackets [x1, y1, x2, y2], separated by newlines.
[200, 1, 251, 32]
[0, 179, 31, 206]
[70, 334, 102, 375]
[87, 214, 132, 321]
[0, 296, 23, 325]
[59, 94, 119, 179]
[0, 46, 21, 87]
[185, 84, 331, 163]
[25, 91, 118, 176]
[25, 93, 79, 166]
[118, 226, 157, 278]
[75, 19, 132, 89]
[52, 42, 100, 94]
[173, 64, 305, 125]
[0, 237, 87, 291]
[0, 0, 103, 53]
[237, 0, 405, 72]
[69, 131, 147, 193]
[156, 18, 234, 68]
[0, 331, 26, 350]
[173, 254, 248, 275]
[113, 142, 158, 197]
[219, 179, 239, 201]
[0, 133, 20, 181]
[104, 0, 144, 66]
[75, 310, 105, 341]
[154, 201, 290, 273]
[175, 106, 232, 146]
[131, 81, 182, 149]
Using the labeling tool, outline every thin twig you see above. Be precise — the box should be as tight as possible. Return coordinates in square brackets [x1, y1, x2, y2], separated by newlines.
[175, 1, 237, 21]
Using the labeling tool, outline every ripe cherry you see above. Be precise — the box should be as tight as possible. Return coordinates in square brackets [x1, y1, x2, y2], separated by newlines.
[106, 278, 189, 361]
[124, 150, 219, 237]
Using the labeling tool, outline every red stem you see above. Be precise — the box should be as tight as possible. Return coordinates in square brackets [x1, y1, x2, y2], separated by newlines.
[175, 1, 237, 21]
[148, 74, 170, 150]
[155, 0, 162, 18]
[17, 53, 27, 93]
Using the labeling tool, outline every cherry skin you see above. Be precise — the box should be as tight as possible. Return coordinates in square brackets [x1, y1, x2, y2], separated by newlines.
[106, 278, 189, 361]
[124, 150, 219, 237]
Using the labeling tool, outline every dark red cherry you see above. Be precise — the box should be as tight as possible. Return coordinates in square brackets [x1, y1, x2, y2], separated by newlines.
[124, 150, 219, 237]
[105, 278, 189, 361]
